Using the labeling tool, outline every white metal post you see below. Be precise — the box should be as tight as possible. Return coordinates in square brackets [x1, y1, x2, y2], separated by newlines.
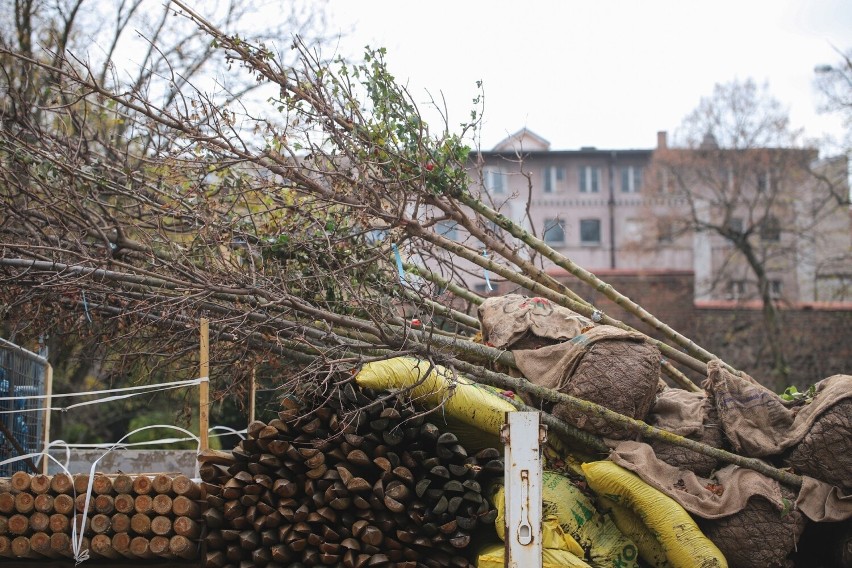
[501, 411, 546, 568]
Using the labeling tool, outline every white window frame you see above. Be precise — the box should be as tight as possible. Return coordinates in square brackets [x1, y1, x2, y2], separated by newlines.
[579, 166, 601, 193]
[484, 168, 506, 194]
[620, 166, 643, 193]
[543, 166, 565, 194]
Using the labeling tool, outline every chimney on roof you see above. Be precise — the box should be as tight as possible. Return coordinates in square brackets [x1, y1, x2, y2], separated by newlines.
[657, 131, 668, 150]
[699, 132, 719, 150]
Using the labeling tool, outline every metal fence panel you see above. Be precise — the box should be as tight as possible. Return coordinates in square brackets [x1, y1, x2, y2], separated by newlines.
[0, 338, 49, 474]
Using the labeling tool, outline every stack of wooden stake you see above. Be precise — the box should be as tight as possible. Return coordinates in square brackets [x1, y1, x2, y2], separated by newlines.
[0, 470, 203, 561]
[199, 388, 503, 568]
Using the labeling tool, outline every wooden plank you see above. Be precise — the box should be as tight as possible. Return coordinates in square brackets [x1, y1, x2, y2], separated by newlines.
[199, 317, 210, 452]
[41, 364, 53, 475]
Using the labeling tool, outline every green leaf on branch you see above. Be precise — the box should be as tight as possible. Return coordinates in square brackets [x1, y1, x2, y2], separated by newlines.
[779, 384, 816, 403]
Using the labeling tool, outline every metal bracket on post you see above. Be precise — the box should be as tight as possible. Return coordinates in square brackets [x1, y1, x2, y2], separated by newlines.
[501, 412, 547, 568]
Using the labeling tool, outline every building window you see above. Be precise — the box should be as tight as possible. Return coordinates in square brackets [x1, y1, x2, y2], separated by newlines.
[624, 218, 644, 243]
[727, 217, 744, 236]
[760, 215, 780, 242]
[620, 166, 643, 193]
[728, 280, 747, 300]
[543, 218, 565, 244]
[657, 219, 674, 243]
[756, 171, 770, 193]
[578, 166, 600, 193]
[769, 280, 782, 299]
[657, 169, 678, 195]
[484, 168, 506, 194]
[717, 168, 733, 190]
[436, 220, 458, 241]
[580, 219, 601, 244]
[815, 274, 851, 302]
[543, 166, 565, 193]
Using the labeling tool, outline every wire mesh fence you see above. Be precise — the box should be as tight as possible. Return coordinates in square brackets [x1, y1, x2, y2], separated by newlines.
[0, 337, 50, 474]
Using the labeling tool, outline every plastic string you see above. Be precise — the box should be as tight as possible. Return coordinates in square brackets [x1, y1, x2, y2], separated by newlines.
[392, 243, 406, 283]
[0, 377, 207, 401]
[81, 291, 92, 323]
[0, 378, 209, 414]
[0, 377, 224, 562]
[209, 425, 247, 440]
[0, 440, 84, 562]
[75, 424, 200, 563]
[482, 249, 494, 291]
[53, 428, 245, 449]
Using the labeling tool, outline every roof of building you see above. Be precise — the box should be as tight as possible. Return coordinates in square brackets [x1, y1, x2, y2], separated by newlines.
[492, 128, 551, 152]
[478, 128, 653, 159]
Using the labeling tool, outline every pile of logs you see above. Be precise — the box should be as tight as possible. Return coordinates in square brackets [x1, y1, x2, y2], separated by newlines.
[0, 470, 203, 561]
[0, 386, 508, 566]
[199, 387, 504, 568]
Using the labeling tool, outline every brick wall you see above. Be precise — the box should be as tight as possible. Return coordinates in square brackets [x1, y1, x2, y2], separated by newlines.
[546, 270, 851, 390]
[696, 302, 852, 391]
[551, 269, 696, 343]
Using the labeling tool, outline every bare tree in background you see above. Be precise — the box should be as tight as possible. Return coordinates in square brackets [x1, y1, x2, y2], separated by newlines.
[814, 47, 852, 151]
[648, 79, 851, 381]
[0, 0, 333, 439]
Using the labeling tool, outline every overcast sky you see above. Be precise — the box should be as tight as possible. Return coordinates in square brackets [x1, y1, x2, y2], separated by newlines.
[325, 0, 851, 152]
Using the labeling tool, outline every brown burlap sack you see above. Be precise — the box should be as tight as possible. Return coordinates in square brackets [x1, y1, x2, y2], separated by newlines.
[785, 398, 852, 491]
[704, 362, 852, 458]
[698, 486, 807, 568]
[647, 389, 724, 477]
[547, 335, 661, 439]
[477, 294, 592, 350]
[610, 440, 852, 523]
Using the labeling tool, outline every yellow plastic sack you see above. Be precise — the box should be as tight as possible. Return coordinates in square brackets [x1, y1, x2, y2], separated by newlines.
[581, 461, 727, 568]
[492, 484, 585, 556]
[356, 357, 516, 448]
[597, 496, 671, 568]
[356, 356, 580, 455]
[492, 472, 640, 568]
[477, 543, 592, 568]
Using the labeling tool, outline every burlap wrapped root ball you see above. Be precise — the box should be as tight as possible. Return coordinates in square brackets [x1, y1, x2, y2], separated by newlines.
[698, 486, 807, 568]
[553, 339, 661, 439]
[784, 398, 852, 491]
[648, 391, 725, 477]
